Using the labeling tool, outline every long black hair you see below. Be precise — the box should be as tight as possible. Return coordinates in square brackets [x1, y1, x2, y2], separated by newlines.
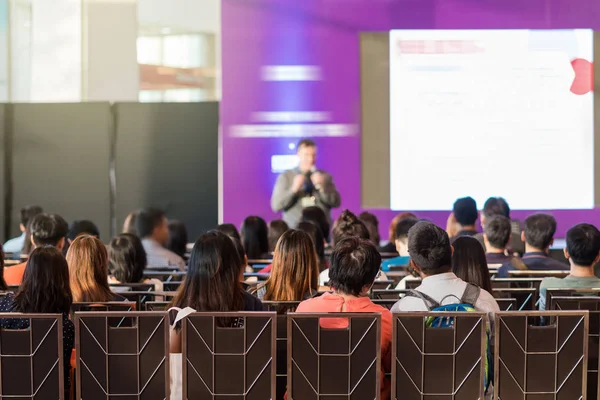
[241, 216, 269, 259]
[451, 236, 492, 293]
[166, 220, 188, 259]
[108, 233, 147, 283]
[14, 246, 72, 314]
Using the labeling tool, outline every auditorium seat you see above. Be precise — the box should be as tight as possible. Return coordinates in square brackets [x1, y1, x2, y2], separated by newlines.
[508, 270, 570, 278]
[0, 313, 65, 398]
[287, 312, 382, 399]
[392, 312, 487, 399]
[145, 301, 170, 311]
[492, 288, 537, 311]
[494, 311, 588, 398]
[495, 297, 519, 311]
[181, 312, 277, 399]
[74, 311, 170, 398]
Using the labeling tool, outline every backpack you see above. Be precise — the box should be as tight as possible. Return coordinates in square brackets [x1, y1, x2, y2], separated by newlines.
[405, 284, 493, 393]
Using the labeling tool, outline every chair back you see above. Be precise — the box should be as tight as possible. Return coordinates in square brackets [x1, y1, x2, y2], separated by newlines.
[142, 270, 186, 281]
[392, 312, 487, 399]
[371, 289, 409, 300]
[494, 311, 589, 399]
[491, 278, 544, 290]
[145, 301, 170, 311]
[74, 311, 170, 399]
[287, 312, 382, 399]
[546, 288, 600, 312]
[508, 270, 570, 278]
[492, 288, 537, 311]
[161, 281, 184, 292]
[495, 298, 519, 311]
[0, 313, 64, 399]
[109, 282, 156, 292]
[182, 312, 277, 399]
[71, 301, 136, 313]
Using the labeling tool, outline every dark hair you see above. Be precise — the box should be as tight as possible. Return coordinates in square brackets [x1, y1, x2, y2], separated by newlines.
[241, 216, 269, 259]
[135, 208, 166, 239]
[394, 218, 419, 241]
[108, 233, 147, 283]
[20, 205, 43, 227]
[268, 220, 289, 252]
[297, 221, 325, 263]
[29, 213, 68, 247]
[170, 231, 245, 326]
[453, 197, 478, 226]
[482, 197, 510, 219]
[329, 237, 382, 296]
[0, 245, 6, 290]
[524, 213, 557, 250]
[359, 212, 380, 245]
[389, 212, 418, 242]
[301, 206, 330, 242]
[332, 210, 369, 246]
[166, 220, 188, 259]
[451, 236, 492, 293]
[408, 221, 452, 274]
[297, 138, 316, 149]
[566, 223, 600, 266]
[67, 220, 100, 241]
[484, 216, 511, 249]
[14, 246, 72, 314]
[229, 236, 247, 269]
[216, 223, 241, 242]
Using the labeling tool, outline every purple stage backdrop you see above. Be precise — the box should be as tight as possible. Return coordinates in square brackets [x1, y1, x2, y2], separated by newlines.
[221, 0, 600, 238]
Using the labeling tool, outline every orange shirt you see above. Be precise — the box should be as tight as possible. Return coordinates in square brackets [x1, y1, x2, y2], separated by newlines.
[296, 292, 392, 399]
[4, 262, 26, 286]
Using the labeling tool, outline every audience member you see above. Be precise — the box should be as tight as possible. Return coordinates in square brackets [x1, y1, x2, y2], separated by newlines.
[0, 246, 73, 392]
[66, 235, 125, 302]
[382, 218, 419, 271]
[473, 197, 510, 248]
[447, 197, 479, 239]
[166, 220, 188, 259]
[483, 216, 513, 266]
[67, 220, 100, 241]
[169, 231, 264, 351]
[301, 206, 330, 244]
[391, 222, 499, 323]
[4, 213, 68, 285]
[122, 211, 139, 235]
[296, 237, 392, 399]
[380, 212, 418, 253]
[452, 236, 492, 293]
[497, 213, 568, 277]
[3, 205, 43, 253]
[136, 208, 185, 270]
[216, 223, 242, 242]
[255, 230, 319, 311]
[268, 219, 289, 252]
[241, 216, 269, 259]
[297, 221, 327, 272]
[359, 212, 381, 247]
[538, 224, 600, 310]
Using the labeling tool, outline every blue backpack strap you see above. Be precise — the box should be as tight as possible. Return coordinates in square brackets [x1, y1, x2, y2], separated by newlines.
[405, 289, 440, 310]
[460, 283, 481, 306]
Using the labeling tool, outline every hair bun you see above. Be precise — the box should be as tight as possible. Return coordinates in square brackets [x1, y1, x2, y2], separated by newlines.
[340, 210, 358, 225]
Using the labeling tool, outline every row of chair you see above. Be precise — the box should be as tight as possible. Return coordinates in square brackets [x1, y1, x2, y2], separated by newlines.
[0, 310, 589, 399]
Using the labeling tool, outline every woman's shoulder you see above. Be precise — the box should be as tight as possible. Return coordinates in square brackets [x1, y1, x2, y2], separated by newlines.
[0, 292, 15, 311]
[242, 291, 264, 311]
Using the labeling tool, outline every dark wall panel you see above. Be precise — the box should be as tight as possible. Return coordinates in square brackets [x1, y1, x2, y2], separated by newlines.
[115, 102, 219, 242]
[10, 103, 112, 241]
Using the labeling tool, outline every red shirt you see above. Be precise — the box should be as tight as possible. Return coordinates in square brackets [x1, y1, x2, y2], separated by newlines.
[296, 292, 392, 399]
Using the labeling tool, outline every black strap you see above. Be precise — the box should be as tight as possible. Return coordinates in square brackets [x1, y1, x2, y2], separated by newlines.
[406, 284, 481, 310]
[461, 283, 481, 305]
[405, 290, 440, 310]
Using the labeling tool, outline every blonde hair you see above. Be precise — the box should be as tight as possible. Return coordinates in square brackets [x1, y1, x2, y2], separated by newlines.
[66, 235, 114, 302]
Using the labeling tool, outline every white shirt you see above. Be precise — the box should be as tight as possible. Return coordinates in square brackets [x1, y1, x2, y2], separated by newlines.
[3, 232, 26, 253]
[142, 238, 185, 270]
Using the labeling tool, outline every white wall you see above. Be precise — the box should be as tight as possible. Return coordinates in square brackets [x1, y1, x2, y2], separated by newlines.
[137, 0, 220, 34]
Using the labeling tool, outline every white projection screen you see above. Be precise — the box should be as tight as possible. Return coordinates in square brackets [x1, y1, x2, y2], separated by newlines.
[389, 30, 595, 211]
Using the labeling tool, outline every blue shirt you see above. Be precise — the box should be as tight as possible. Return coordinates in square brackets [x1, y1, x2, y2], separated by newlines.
[497, 252, 569, 278]
[3, 233, 26, 253]
[381, 256, 410, 272]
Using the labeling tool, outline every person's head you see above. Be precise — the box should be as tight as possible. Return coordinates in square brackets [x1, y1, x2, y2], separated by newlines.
[14, 246, 72, 314]
[523, 213, 557, 251]
[297, 221, 326, 263]
[483, 215, 512, 251]
[408, 221, 453, 276]
[170, 231, 244, 318]
[359, 212, 380, 246]
[166, 220, 188, 258]
[301, 206, 330, 242]
[453, 197, 478, 228]
[108, 233, 147, 283]
[29, 213, 68, 251]
[388, 212, 418, 242]
[19, 205, 43, 232]
[241, 216, 269, 259]
[565, 223, 600, 267]
[481, 197, 510, 226]
[394, 218, 419, 257]
[297, 139, 317, 173]
[216, 223, 241, 242]
[135, 208, 169, 245]
[268, 220, 289, 252]
[66, 235, 113, 303]
[265, 230, 319, 302]
[332, 210, 369, 246]
[451, 236, 491, 293]
[329, 237, 382, 297]
[67, 220, 100, 242]
[122, 211, 139, 235]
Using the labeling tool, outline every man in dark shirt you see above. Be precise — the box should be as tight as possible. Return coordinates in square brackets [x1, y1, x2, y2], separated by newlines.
[497, 213, 568, 277]
[448, 197, 479, 241]
[473, 197, 510, 248]
[483, 215, 513, 266]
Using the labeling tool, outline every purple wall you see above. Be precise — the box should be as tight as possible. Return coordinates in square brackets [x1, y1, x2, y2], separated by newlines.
[221, 0, 600, 238]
